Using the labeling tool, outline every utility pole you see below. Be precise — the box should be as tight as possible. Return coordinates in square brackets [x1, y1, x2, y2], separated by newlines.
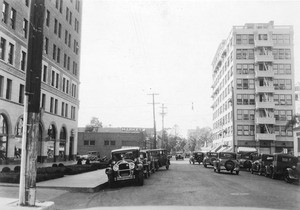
[148, 93, 159, 149]
[160, 104, 167, 149]
[19, 0, 45, 206]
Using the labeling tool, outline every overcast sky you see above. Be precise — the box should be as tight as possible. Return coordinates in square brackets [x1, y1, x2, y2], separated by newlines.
[78, 0, 300, 136]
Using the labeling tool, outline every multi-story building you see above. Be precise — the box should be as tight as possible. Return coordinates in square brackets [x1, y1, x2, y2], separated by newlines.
[211, 21, 295, 154]
[0, 0, 82, 164]
[294, 83, 300, 156]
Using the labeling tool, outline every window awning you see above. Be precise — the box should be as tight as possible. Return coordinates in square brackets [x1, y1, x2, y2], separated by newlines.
[237, 147, 257, 152]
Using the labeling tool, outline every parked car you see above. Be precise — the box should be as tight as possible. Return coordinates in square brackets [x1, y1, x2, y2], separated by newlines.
[149, 149, 170, 170]
[193, 151, 205, 164]
[185, 153, 191, 158]
[213, 152, 240, 175]
[175, 153, 184, 160]
[237, 151, 254, 171]
[140, 149, 155, 178]
[251, 154, 273, 175]
[76, 151, 100, 161]
[265, 153, 298, 181]
[105, 147, 144, 187]
[203, 152, 218, 168]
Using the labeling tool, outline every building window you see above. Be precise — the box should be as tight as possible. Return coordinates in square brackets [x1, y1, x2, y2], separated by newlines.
[55, 73, 59, 89]
[46, 10, 50, 27]
[51, 70, 55, 86]
[110, 141, 115, 146]
[84, 140, 89, 146]
[59, 0, 63, 13]
[21, 51, 26, 71]
[10, 8, 16, 29]
[50, 97, 54, 113]
[42, 65, 47, 82]
[53, 44, 56, 60]
[65, 103, 68, 117]
[44, 37, 49, 54]
[54, 19, 57, 34]
[54, 99, 58, 114]
[0, 75, 3, 97]
[23, 19, 28, 38]
[41, 93, 46, 109]
[2, 1, 9, 24]
[58, 23, 62, 38]
[57, 48, 60, 63]
[61, 102, 65, 116]
[63, 54, 67, 68]
[8, 43, 14, 65]
[0, 38, 6, 60]
[64, 30, 68, 45]
[66, 7, 69, 21]
[68, 34, 71, 48]
[67, 56, 70, 70]
[19, 84, 24, 104]
[104, 141, 109, 146]
[69, 11, 72, 25]
[90, 140, 95, 146]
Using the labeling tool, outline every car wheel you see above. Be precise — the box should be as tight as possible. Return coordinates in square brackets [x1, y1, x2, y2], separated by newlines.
[204, 164, 207, 168]
[236, 170, 239, 175]
[108, 176, 115, 188]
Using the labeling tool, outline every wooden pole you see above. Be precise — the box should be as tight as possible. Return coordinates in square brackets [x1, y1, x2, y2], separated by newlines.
[19, 0, 45, 206]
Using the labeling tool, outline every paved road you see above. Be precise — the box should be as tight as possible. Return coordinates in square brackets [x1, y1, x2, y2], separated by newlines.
[0, 159, 299, 209]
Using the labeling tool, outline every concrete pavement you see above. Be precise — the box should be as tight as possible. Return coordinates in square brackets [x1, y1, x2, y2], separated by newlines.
[0, 163, 108, 209]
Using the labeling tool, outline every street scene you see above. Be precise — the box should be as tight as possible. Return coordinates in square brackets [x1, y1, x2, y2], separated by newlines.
[1, 0, 300, 209]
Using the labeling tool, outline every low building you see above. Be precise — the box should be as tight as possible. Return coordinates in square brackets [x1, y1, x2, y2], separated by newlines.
[77, 127, 153, 158]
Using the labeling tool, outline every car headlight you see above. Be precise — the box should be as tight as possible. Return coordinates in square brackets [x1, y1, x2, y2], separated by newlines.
[129, 162, 135, 169]
[112, 161, 116, 165]
[113, 164, 119, 171]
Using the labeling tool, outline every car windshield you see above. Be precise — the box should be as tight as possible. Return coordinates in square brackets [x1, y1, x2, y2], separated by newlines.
[277, 156, 298, 163]
[208, 153, 217, 157]
[220, 153, 236, 159]
[112, 150, 139, 161]
[262, 155, 274, 161]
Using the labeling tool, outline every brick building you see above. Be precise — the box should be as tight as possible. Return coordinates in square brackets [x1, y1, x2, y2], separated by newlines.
[77, 127, 153, 158]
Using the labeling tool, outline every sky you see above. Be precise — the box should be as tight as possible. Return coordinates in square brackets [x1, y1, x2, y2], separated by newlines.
[78, 0, 300, 137]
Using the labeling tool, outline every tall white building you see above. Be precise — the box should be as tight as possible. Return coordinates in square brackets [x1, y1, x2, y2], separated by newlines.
[211, 21, 295, 154]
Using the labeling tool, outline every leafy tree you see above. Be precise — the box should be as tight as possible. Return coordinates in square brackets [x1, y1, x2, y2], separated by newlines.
[85, 117, 103, 132]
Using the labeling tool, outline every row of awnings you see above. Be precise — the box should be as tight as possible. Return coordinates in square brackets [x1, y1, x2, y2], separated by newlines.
[209, 145, 257, 153]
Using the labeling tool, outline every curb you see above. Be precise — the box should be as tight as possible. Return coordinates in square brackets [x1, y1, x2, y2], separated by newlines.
[1, 198, 55, 210]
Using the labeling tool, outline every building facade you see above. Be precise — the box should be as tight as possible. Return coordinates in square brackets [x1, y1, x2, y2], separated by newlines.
[294, 83, 300, 156]
[77, 127, 151, 158]
[0, 0, 82, 164]
[211, 21, 295, 154]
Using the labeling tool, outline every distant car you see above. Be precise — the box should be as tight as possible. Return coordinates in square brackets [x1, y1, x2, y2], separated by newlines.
[193, 152, 205, 164]
[76, 151, 100, 161]
[213, 152, 240, 175]
[175, 153, 184, 160]
[105, 147, 144, 187]
[203, 152, 218, 168]
[140, 149, 155, 178]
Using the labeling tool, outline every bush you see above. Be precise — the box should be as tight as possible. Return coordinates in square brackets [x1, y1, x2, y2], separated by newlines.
[0, 172, 19, 183]
[52, 163, 58, 167]
[77, 159, 82, 165]
[14, 166, 21, 173]
[1, 167, 11, 173]
[58, 163, 64, 167]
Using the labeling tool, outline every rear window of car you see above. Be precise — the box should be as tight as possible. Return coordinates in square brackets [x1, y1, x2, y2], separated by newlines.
[220, 153, 236, 158]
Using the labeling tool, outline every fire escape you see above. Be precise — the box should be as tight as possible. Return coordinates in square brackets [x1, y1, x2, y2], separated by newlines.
[254, 35, 276, 142]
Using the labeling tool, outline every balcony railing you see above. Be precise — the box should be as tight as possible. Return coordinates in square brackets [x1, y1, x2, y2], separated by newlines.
[255, 53, 274, 62]
[255, 101, 275, 109]
[255, 85, 274, 94]
[256, 133, 276, 141]
[254, 39, 273, 48]
[255, 116, 276, 125]
[255, 69, 274, 78]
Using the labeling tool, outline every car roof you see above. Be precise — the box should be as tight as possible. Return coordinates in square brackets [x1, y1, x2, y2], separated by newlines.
[111, 147, 140, 153]
[149, 149, 167, 151]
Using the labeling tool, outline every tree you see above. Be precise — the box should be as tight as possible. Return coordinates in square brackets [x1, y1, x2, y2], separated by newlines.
[85, 117, 103, 132]
[187, 127, 213, 151]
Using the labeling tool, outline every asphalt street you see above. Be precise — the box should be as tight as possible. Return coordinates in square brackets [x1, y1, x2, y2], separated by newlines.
[0, 158, 299, 210]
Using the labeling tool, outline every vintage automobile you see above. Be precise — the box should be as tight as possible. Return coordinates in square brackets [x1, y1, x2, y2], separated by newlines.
[213, 152, 240, 175]
[105, 147, 144, 187]
[265, 153, 299, 181]
[76, 151, 100, 161]
[237, 151, 255, 171]
[203, 152, 218, 168]
[251, 154, 273, 175]
[189, 151, 204, 164]
[149, 149, 170, 170]
[140, 149, 155, 178]
[175, 153, 184, 160]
